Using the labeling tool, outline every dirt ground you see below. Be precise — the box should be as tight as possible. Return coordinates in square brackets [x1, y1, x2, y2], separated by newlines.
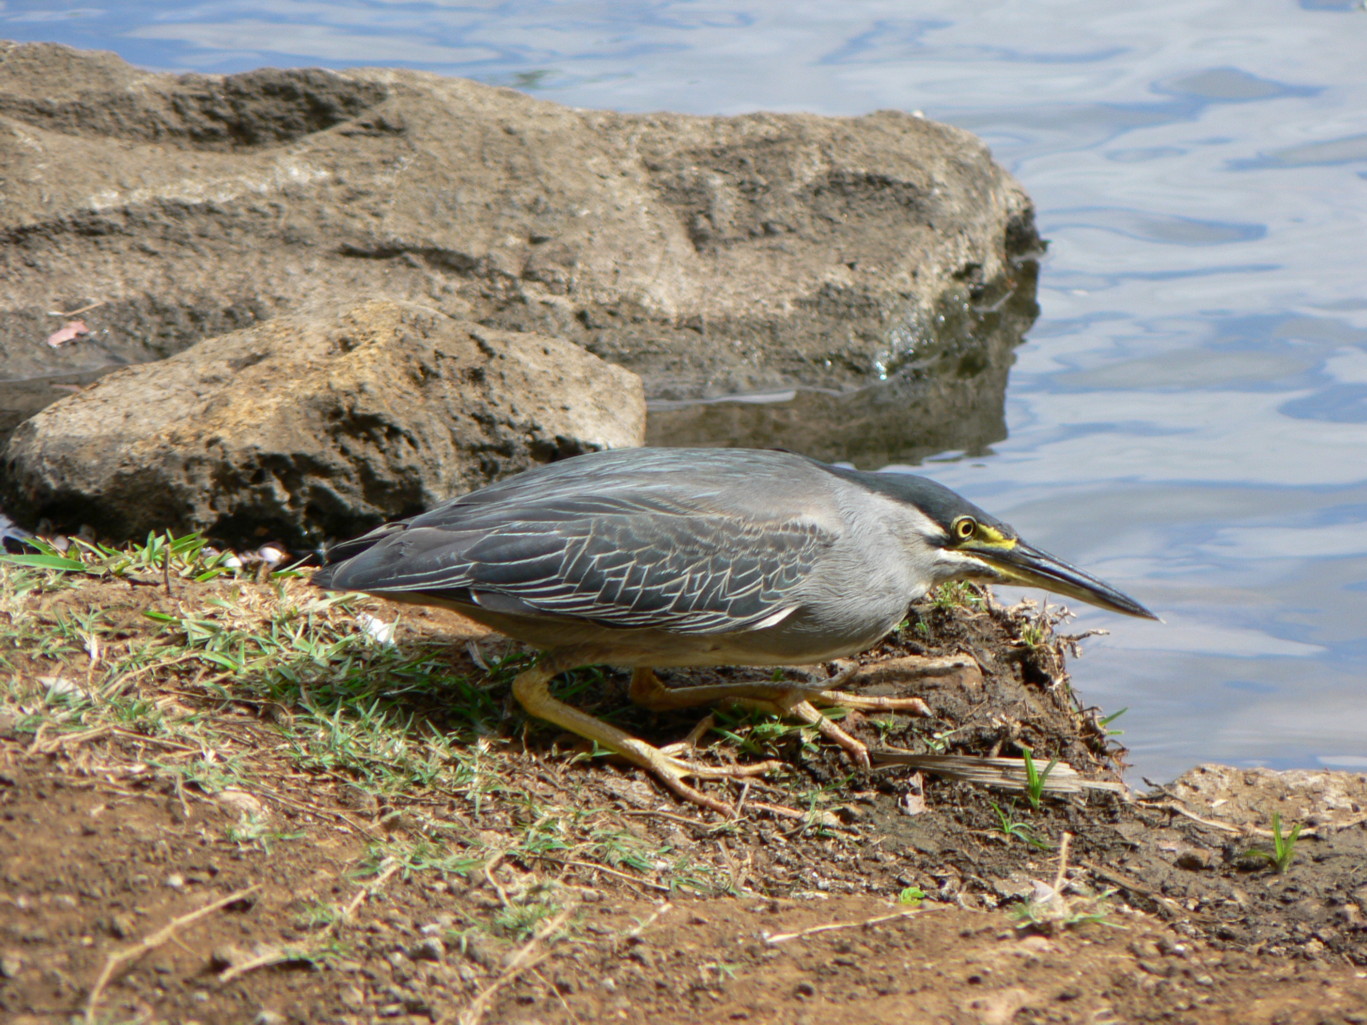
[1, 561, 1365, 1024]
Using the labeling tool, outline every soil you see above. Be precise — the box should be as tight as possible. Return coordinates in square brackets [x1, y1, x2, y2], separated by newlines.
[1, 571, 1365, 1024]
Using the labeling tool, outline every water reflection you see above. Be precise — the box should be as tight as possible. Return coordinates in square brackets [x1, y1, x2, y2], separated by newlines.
[648, 263, 1040, 466]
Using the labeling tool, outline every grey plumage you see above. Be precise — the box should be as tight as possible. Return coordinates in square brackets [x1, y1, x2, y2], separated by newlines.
[315, 446, 1154, 814]
[315, 447, 1151, 665]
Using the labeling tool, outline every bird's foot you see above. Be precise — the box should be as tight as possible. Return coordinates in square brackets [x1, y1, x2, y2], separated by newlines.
[627, 665, 939, 768]
[512, 662, 782, 818]
[611, 734, 750, 817]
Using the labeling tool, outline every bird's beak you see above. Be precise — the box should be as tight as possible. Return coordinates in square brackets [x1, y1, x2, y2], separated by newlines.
[965, 540, 1158, 620]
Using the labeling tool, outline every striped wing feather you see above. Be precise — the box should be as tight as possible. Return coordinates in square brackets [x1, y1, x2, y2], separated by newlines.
[328, 491, 831, 635]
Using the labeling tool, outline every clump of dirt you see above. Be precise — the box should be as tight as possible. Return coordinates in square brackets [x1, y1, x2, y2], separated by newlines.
[1, 567, 1364, 1024]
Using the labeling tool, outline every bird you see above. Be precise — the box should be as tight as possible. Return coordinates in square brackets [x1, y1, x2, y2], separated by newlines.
[313, 447, 1156, 815]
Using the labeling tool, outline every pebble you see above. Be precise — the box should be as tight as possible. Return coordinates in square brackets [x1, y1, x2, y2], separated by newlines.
[408, 937, 445, 962]
[1174, 848, 1214, 871]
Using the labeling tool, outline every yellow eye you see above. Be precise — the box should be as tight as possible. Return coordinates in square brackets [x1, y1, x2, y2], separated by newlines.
[952, 516, 977, 542]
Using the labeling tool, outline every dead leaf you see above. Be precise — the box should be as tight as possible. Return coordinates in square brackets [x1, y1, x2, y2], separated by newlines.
[45, 320, 91, 348]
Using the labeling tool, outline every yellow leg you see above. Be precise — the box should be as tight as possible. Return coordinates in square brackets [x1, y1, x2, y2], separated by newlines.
[627, 665, 936, 768]
[511, 659, 775, 817]
[628, 665, 933, 717]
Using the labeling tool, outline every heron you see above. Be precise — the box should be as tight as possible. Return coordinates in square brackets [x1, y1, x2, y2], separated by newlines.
[314, 447, 1155, 814]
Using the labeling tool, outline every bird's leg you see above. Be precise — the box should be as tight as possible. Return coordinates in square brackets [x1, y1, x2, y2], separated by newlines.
[799, 655, 988, 717]
[627, 661, 955, 767]
[511, 658, 775, 818]
[766, 698, 873, 766]
[656, 712, 717, 758]
[631, 669, 875, 765]
[627, 665, 939, 717]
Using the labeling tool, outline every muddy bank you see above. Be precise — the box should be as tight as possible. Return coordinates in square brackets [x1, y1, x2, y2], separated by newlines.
[0, 560, 1362, 1024]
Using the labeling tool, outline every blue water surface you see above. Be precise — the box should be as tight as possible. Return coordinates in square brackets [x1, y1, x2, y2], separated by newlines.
[4, 0, 1365, 782]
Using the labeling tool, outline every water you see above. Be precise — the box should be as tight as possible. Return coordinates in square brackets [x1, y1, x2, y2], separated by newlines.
[4, 0, 1365, 783]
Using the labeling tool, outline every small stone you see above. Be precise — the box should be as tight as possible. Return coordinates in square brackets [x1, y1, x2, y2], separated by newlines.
[1174, 848, 1213, 871]
[408, 938, 445, 962]
[218, 789, 267, 819]
[0, 954, 22, 979]
[255, 1012, 287, 1025]
[167, 873, 186, 889]
[1334, 904, 1362, 926]
[339, 984, 366, 1009]
[210, 945, 250, 970]
[1158, 938, 1191, 959]
[628, 947, 652, 967]
[101, 913, 133, 939]
[460, 936, 501, 969]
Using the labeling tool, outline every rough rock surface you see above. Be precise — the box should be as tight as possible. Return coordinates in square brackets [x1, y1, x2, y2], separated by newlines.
[1, 298, 644, 544]
[1169, 764, 1367, 832]
[0, 39, 1037, 412]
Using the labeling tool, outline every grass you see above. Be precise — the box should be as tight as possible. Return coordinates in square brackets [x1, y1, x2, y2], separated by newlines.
[1245, 811, 1304, 874]
[1099, 706, 1128, 736]
[989, 801, 1053, 850]
[224, 816, 306, 854]
[710, 704, 830, 760]
[1, 529, 245, 582]
[1015, 607, 1055, 650]
[896, 885, 927, 906]
[926, 581, 986, 612]
[1011, 883, 1119, 933]
[0, 535, 734, 907]
[1019, 744, 1059, 810]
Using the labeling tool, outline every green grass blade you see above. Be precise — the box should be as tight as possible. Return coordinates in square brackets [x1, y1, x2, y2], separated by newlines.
[0, 553, 89, 572]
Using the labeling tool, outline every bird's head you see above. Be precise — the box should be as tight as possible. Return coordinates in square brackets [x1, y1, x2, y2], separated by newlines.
[832, 466, 1158, 620]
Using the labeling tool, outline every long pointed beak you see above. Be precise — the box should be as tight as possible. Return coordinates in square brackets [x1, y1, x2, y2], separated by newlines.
[967, 540, 1158, 620]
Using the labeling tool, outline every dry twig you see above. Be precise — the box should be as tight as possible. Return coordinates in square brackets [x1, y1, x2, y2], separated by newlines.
[50, 300, 107, 318]
[85, 884, 259, 1022]
[450, 905, 576, 1025]
[550, 856, 672, 894]
[763, 905, 940, 946]
[332, 859, 403, 933]
[872, 750, 1129, 795]
[618, 900, 673, 943]
[217, 946, 295, 983]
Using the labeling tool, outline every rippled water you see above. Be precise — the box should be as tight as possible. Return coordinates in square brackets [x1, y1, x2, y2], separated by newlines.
[4, 0, 1365, 781]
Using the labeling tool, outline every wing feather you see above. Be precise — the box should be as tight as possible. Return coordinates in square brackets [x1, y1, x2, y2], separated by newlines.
[319, 486, 834, 635]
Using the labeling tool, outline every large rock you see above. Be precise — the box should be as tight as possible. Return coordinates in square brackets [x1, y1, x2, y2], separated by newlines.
[1, 299, 645, 544]
[0, 39, 1037, 420]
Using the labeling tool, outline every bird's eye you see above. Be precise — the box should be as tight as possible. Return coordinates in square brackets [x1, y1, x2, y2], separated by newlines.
[952, 516, 977, 541]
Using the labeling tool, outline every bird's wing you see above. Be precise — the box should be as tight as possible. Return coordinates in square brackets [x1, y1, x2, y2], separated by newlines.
[321, 491, 834, 635]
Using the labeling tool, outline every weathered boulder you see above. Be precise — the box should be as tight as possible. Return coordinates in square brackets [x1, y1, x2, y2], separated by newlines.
[0, 39, 1037, 423]
[1, 299, 645, 544]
